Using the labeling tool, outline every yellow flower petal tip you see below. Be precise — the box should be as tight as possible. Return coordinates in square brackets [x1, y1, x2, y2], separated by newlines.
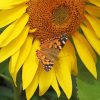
[39, 69, 53, 96]
[29, 28, 37, 33]
[92, 69, 97, 79]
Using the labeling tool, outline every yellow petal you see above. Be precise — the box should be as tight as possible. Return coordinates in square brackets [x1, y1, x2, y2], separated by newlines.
[12, 36, 33, 84]
[0, 26, 29, 63]
[86, 5, 100, 17]
[88, 0, 100, 7]
[0, 0, 28, 9]
[8, 0, 29, 5]
[0, 14, 29, 47]
[26, 69, 40, 100]
[58, 42, 78, 76]
[72, 32, 97, 78]
[51, 68, 61, 97]
[66, 40, 78, 76]
[85, 14, 100, 38]
[29, 28, 37, 33]
[0, 0, 13, 9]
[0, 5, 13, 9]
[9, 50, 20, 75]
[78, 31, 96, 63]
[22, 39, 40, 90]
[81, 24, 100, 55]
[0, 5, 27, 28]
[0, 21, 16, 44]
[39, 68, 53, 96]
[55, 50, 72, 99]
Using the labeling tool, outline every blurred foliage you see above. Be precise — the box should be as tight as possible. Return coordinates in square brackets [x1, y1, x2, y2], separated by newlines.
[0, 60, 13, 100]
[77, 55, 100, 100]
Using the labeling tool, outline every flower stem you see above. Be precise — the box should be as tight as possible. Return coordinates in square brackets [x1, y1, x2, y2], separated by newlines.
[0, 74, 12, 83]
[13, 85, 20, 100]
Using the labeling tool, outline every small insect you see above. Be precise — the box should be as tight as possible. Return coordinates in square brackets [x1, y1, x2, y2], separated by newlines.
[36, 34, 68, 71]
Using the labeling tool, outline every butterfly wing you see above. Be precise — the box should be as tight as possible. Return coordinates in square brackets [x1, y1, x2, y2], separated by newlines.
[36, 34, 68, 71]
[36, 50, 54, 71]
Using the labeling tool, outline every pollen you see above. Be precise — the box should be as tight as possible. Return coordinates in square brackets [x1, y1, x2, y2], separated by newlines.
[27, 0, 85, 40]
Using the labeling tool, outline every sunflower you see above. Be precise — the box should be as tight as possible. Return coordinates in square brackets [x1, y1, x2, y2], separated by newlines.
[0, 0, 100, 99]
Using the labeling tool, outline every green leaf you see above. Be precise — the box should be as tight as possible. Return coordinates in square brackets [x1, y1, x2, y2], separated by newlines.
[77, 55, 100, 100]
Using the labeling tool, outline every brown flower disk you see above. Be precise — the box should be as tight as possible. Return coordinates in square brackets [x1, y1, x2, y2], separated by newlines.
[27, 0, 85, 40]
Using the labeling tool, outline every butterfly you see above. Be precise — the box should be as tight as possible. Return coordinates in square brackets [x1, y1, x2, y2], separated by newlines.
[36, 34, 68, 71]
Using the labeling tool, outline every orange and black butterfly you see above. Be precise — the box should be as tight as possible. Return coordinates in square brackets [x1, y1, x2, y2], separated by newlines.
[36, 34, 68, 71]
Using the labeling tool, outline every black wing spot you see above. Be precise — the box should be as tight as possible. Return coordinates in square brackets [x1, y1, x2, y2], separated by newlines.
[60, 34, 68, 47]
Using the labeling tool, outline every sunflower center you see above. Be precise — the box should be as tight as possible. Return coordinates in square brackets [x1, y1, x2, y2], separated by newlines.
[52, 6, 68, 24]
[27, 0, 85, 40]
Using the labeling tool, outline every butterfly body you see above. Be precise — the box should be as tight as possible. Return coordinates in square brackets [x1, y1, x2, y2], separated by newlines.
[36, 34, 68, 71]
